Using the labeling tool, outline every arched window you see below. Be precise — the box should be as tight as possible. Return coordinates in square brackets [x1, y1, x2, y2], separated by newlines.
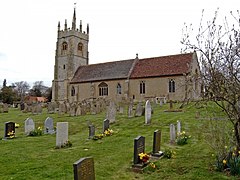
[140, 81, 145, 94]
[62, 42, 68, 50]
[98, 82, 108, 96]
[117, 83, 121, 94]
[71, 86, 75, 96]
[78, 43, 83, 51]
[169, 79, 175, 93]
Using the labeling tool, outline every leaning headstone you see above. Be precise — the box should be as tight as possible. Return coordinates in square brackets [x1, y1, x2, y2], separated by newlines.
[44, 117, 54, 134]
[119, 106, 124, 114]
[88, 125, 95, 139]
[56, 122, 68, 148]
[177, 120, 181, 134]
[4, 122, 15, 139]
[133, 136, 145, 167]
[152, 130, 163, 157]
[135, 102, 143, 117]
[106, 101, 116, 123]
[103, 119, 110, 133]
[170, 124, 176, 144]
[73, 157, 95, 180]
[24, 118, 35, 135]
[145, 100, 151, 124]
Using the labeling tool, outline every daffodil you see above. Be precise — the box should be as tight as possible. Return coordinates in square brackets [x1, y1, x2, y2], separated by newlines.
[223, 159, 227, 164]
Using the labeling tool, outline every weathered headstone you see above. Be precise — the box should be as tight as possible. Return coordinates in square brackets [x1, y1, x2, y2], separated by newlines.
[152, 130, 163, 157]
[4, 122, 15, 139]
[103, 119, 110, 133]
[106, 101, 116, 123]
[177, 120, 181, 133]
[36, 103, 42, 114]
[119, 106, 124, 114]
[135, 102, 143, 117]
[133, 136, 145, 166]
[44, 117, 54, 134]
[3, 103, 9, 113]
[159, 99, 163, 107]
[145, 100, 151, 124]
[56, 122, 68, 147]
[88, 125, 95, 139]
[170, 124, 176, 144]
[73, 157, 95, 180]
[169, 100, 173, 109]
[24, 118, 35, 135]
[128, 103, 134, 118]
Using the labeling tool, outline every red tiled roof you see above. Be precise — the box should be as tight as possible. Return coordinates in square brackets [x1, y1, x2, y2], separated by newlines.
[70, 53, 194, 83]
[71, 59, 135, 83]
[130, 53, 193, 78]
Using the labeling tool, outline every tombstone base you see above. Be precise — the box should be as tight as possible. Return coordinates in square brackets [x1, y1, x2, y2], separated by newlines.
[151, 152, 164, 159]
[131, 163, 147, 173]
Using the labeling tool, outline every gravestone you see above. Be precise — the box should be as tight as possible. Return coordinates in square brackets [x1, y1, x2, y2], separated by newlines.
[3, 103, 8, 113]
[177, 120, 181, 133]
[24, 118, 35, 135]
[36, 103, 42, 114]
[169, 100, 173, 109]
[119, 106, 124, 114]
[152, 130, 163, 157]
[145, 100, 151, 124]
[44, 117, 54, 134]
[73, 157, 95, 180]
[31, 104, 37, 114]
[159, 99, 163, 107]
[170, 124, 176, 144]
[128, 102, 134, 118]
[135, 102, 143, 117]
[4, 122, 15, 139]
[88, 125, 95, 139]
[103, 119, 110, 133]
[133, 136, 145, 166]
[106, 101, 116, 123]
[56, 122, 68, 148]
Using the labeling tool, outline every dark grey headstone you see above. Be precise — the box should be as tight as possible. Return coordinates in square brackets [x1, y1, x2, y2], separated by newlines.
[88, 125, 95, 139]
[4, 122, 15, 138]
[152, 130, 162, 157]
[103, 119, 110, 133]
[133, 136, 145, 165]
[73, 157, 95, 180]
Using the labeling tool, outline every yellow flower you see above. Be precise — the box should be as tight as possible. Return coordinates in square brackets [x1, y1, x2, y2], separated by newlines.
[223, 160, 227, 164]
[211, 154, 214, 157]
[233, 152, 236, 156]
[182, 131, 185, 134]
[224, 146, 228, 149]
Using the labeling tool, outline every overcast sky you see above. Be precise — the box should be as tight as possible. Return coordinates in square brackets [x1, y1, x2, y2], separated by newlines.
[0, 0, 239, 87]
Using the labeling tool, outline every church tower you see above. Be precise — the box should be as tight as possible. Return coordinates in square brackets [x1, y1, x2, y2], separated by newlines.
[52, 8, 89, 103]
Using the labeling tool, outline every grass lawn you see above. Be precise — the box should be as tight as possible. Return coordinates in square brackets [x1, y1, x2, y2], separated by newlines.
[0, 102, 237, 180]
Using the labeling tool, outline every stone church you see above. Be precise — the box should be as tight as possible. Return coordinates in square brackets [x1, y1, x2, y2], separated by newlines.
[52, 8, 201, 104]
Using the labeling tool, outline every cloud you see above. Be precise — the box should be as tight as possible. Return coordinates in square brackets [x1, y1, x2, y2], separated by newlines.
[0, 53, 7, 61]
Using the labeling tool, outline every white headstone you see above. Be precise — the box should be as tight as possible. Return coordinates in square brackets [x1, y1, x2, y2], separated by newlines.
[25, 118, 35, 135]
[170, 124, 176, 144]
[56, 122, 68, 147]
[145, 100, 151, 124]
[177, 120, 181, 133]
[44, 117, 54, 134]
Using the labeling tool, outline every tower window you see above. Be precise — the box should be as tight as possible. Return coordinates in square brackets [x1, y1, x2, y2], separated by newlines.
[117, 83, 121, 94]
[71, 86, 75, 96]
[169, 79, 175, 93]
[63, 65, 65, 69]
[78, 43, 83, 51]
[62, 42, 68, 50]
[98, 82, 108, 96]
[140, 81, 145, 94]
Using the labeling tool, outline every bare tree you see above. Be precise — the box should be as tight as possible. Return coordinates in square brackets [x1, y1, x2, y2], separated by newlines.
[181, 10, 240, 149]
[14, 81, 30, 101]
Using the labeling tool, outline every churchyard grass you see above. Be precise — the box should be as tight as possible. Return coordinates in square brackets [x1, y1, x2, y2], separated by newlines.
[0, 103, 237, 179]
